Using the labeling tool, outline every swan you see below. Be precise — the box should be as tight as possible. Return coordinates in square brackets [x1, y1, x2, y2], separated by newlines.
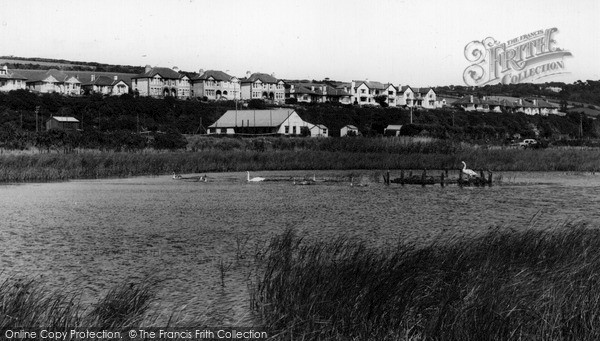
[461, 161, 478, 178]
[172, 171, 182, 180]
[247, 171, 265, 182]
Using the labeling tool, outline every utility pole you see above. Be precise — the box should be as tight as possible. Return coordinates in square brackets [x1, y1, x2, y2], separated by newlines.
[35, 106, 40, 132]
[410, 106, 413, 124]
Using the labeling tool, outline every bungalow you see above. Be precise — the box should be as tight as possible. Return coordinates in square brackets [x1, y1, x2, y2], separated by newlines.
[0, 66, 27, 92]
[191, 69, 240, 100]
[24, 69, 81, 95]
[240, 72, 285, 103]
[208, 108, 314, 136]
[131, 65, 191, 99]
[340, 125, 359, 137]
[453, 95, 503, 113]
[82, 75, 129, 96]
[46, 116, 79, 131]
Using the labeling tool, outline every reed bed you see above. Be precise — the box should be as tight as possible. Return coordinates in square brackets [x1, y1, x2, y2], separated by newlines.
[3, 137, 600, 182]
[253, 225, 600, 340]
[0, 277, 159, 334]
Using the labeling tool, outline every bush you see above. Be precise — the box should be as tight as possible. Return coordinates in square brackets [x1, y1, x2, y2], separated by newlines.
[151, 131, 187, 150]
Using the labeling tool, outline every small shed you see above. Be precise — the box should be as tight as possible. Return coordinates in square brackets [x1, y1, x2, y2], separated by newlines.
[46, 116, 80, 131]
[307, 123, 329, 137]
[384, 125, 403, 136]
[340, 125, 359, 137]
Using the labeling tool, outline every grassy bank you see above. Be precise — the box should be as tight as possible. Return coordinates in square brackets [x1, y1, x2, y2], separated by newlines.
[3, 137, 600, 182]
[253, 225, 600, 340]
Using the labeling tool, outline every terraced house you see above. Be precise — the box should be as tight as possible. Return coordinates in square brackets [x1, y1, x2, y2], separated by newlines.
[240, 72, 285, 103]
[398, 86, 438, 109]
[131, 66, 191, 99]
[190, 69, 240, 100]
[0, 66, 26, 92]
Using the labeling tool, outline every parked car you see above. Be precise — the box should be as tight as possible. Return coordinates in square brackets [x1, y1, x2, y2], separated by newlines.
[519, 139, 538, 148]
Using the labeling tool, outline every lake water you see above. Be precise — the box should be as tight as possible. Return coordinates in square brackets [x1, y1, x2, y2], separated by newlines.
[2, 170, 600, 325]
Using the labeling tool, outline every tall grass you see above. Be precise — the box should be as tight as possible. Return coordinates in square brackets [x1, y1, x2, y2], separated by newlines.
[253, 225, 600, 340]
[3, 137, 600, 182]
[0, 278, 159, 332]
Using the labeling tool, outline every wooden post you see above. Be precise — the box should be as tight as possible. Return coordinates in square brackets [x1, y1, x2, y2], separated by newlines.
[440, 172, 445, 187]
[421, 169, 426, 187]
[386, 170, 390, 185]
[400, 170, 405, 186]
[487, 171, 493, 186]
[458, 168, 463, 187]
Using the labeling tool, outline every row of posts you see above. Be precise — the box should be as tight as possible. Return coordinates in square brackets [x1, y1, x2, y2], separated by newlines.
[382, 169, 492, 187]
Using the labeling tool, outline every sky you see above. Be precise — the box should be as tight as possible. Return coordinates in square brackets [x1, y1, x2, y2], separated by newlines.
[1, 0, 599, 87]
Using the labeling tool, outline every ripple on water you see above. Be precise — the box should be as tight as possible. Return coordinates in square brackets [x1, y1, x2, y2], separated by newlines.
[2, 171, 600, 324]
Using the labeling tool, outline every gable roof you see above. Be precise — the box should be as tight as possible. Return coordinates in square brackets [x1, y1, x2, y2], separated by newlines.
[209, 109, 298, 128]
[48, 116, 79, 122]
[353, 80, 386, 90]
[131, 67, 183, 80]
[241, 73, 279, 84]
[0, 67, 26, 80]
[191, 70, 235, 82]
[82, 75, 126, 87]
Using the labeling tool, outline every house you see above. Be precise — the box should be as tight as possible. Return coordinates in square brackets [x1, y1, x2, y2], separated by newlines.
[24, 69, 81, 95]
[384, 125, 403, 136]
[285, 82, 351, 104]
[307, 123, 329, 137]
[351, 80, 397, 106]
[340, 125, 359, 136]
[131, 65, 191, 99]
[46, 116, 79, 131]
[191, 69, 240, 100]
[207, 109, 312, 136]
[0, 66, 27, 92]
[240, 72, 285, 103]
[453, 95, 503, 112]
[398, 86, 438, 108]
[82, 75, 129, 96]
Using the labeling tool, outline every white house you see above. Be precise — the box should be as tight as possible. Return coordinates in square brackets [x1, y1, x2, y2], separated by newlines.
[351, 80, 396, 106]
[340, 125, 359, 136]
[208, 109, 317, 136]
[82, 75, 129, 96]
[398, 86, 438, 108]
[307, 123, 329, 137]
[24, 69, 81, 95]
[0, 66, 26, 92]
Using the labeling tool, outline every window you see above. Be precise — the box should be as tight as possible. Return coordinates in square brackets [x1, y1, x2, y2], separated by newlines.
[292, 126, 296, 134]
[388, 91, 394, 95]
[284, 126, 289, 134]
[221, 128, 227, 134]
[361, 89, 366, 94]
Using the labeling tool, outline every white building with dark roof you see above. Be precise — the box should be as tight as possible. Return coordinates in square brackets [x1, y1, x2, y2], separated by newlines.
[208, 108, 322, 136]
[20, 69, 81, 95]
[240, 72, 285, 103]
[351, 80, 398, 106]
[131, 65, 190, 99]
[82, 75, 129, 96]
[398, 86, 438, 108]
[191, 69, 240, 100]
[0, 66, 27, 92]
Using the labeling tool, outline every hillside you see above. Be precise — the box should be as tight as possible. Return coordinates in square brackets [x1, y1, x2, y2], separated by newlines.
[0, 56, 145, 74]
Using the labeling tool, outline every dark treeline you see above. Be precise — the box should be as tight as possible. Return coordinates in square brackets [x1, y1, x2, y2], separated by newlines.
[436, 80, 600, 106]
[0, 56, 145, 74]
[0, 90, 599, 151]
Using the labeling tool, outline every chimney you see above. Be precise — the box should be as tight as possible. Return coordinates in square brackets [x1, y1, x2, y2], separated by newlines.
[322, 86, 326, 95]
[114, 75, 118, 81]
[3, 65, 8, 72]
[470, 95, 473, 103]
[482, 96, 486, 101]
[271, 72, 275, 78]
[519, 98, 523, 106]
[198, 69, 205, 77]
[246, 71, 251, 78]
[533, 99, 538, 106]
[311, 86, 315, 91]
[91, 74, 95, 82]
[173, 66, 179, 72]
[145, 65, 152, 73]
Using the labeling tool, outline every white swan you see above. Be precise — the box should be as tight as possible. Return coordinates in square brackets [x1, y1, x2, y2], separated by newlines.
[461, 161, 478, 178]
[247, 171, 265, 182]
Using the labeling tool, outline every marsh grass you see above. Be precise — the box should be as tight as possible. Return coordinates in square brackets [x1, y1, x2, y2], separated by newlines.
[0, 277, 160, 333]
[3, 137, 600, 182]
[253, 225, 600, 340]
